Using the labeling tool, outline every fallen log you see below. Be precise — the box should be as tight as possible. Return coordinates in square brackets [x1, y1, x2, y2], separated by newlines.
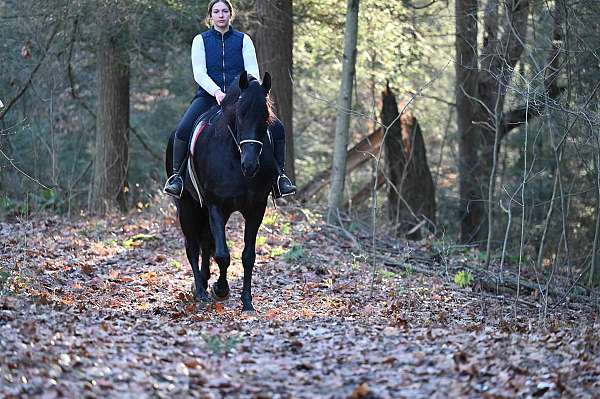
[298, 128, 383, 201]
[348, 171, 385, 208]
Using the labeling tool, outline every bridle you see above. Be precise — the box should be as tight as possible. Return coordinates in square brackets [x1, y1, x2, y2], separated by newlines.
[228, 124, 264, 157]
[222, 91, 271, 157]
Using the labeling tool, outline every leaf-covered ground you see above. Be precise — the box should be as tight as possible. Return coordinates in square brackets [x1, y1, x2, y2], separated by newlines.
[1, 205, 599, 398]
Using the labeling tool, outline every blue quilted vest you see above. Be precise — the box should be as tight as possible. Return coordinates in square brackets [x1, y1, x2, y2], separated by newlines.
[195, 27, 245, 98]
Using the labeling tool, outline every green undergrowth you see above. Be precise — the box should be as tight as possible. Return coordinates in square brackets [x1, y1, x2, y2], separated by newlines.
[454, 270, 474, 288]
[203, 333, 241, 356]
[122, 233, 157, 249]
[284, 244, 305, 263]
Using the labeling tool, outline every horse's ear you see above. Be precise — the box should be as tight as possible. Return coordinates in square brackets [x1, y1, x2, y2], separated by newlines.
[262, 72, 271, 94]
[239, 71, 249, 90]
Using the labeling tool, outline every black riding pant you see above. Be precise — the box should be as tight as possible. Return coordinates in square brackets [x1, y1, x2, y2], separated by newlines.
[175, 96, 218, 142]
[268, 118, 285, 142]
[268, 118, 286, 171]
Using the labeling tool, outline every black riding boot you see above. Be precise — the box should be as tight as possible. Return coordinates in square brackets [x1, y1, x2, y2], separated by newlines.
[273, 135, 296, 199]
[163, 136, 188, 198]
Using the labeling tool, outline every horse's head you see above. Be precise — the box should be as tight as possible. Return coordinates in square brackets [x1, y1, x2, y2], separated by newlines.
[235, 71, 272, 178]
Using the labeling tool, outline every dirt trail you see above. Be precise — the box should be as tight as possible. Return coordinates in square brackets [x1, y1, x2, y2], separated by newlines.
[1, 207, 599, 398]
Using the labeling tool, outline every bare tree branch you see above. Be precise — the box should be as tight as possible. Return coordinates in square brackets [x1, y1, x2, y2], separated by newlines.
[0, 22, 59, 121]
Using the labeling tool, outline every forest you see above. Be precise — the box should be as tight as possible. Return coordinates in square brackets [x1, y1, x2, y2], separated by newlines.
[1, 0, 600, 397]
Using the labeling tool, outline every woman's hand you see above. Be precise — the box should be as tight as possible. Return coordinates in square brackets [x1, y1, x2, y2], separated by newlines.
[214, 89, 226, 105]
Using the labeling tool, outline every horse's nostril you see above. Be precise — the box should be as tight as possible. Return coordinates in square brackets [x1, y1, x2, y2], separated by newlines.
[241, 164, 250, 176]
[241, 162, 259, 178]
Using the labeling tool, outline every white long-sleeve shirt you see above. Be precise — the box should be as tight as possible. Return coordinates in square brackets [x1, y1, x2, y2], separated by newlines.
[191, 32, 261, 97]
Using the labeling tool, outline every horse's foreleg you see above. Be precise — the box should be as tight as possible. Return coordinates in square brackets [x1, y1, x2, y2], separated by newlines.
[208, 204, 230, 301]
[240, 206, 266, 312]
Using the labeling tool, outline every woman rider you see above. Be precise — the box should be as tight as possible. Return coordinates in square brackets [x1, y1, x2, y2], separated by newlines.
[164, 0, 296, 199]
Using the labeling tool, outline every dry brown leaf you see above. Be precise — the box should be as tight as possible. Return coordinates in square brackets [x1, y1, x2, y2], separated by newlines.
[81, 263, 93, 275]
[139, 271, 158, 285]
[348, 383, 371, 399]
[184, 359, 201, 369]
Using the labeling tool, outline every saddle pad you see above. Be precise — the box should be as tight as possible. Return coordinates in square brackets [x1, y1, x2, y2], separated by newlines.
[190, 121, 207, 156]
[187, 157, 203, 207]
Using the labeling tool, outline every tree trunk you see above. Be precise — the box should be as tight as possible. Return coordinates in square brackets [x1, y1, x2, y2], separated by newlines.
[382, 86, 436, 240]
[455, 0, 482, 244]
[255, 0, 295, 180]
[90, 4, 129, 214]
[327, 0, 360, 221]
[455, 0, 531, 245]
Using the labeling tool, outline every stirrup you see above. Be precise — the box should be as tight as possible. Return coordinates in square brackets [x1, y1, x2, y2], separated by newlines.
[163, 174, 183, 199]
[274, 174, 296, 199]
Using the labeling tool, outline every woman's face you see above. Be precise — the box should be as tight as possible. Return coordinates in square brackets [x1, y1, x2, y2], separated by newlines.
[211, 2, 231, 29]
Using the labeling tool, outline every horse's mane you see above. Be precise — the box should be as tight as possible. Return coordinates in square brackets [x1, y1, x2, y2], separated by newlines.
[203, 74, 275, 136]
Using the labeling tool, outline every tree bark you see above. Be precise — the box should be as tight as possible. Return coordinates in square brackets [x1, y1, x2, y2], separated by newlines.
[382, 86, 436, 240]
[255, 0, 295, 180]
[327, 0, 360, 221]
[89, 4, 129, 214]
[455, 0, 531, 245]
[455, 0, 482, 244]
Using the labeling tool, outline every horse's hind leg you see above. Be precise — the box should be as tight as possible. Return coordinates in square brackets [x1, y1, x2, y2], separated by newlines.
[179, 200, 210, 304]
[199, 221, 213, 292]
[240, 205, 267, 312]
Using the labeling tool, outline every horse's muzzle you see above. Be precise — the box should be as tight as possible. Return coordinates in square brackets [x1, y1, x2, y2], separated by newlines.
[241, 160, 259, 179]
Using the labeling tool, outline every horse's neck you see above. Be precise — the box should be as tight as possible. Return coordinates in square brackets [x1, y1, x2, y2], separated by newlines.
[221, 109, 238, 138]
[213, 111, 239, 151]
[225, 112, 236, 133]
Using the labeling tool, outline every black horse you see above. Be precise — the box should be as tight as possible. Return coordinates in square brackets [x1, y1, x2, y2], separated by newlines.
[165, 71, 275, 312]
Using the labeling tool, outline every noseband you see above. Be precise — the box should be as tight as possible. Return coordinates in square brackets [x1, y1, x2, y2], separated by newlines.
[228, 125, 263, 156]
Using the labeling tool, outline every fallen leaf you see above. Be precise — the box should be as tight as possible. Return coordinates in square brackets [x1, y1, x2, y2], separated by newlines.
[139, 271, 158, 285]
[349, 383, 371, 399]
[184, 359, 201, 369]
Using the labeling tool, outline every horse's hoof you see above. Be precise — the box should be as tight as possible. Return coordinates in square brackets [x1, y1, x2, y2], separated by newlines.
[191, 282, 211, 304]
[241, 302, 256, 313]
[210, 283, 230, 302]
[196, 299, 210, 310]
